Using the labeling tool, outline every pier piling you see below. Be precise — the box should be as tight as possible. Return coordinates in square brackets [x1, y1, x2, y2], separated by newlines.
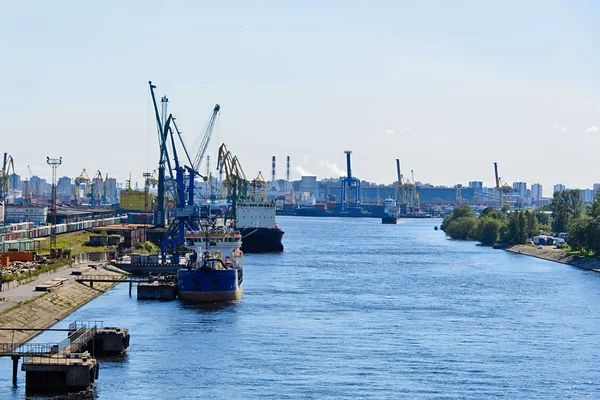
[12, 355, 19, 387]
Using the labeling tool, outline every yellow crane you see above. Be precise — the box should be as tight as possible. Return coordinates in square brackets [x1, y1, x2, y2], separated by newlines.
[74, 169, 91, 203]
[217, 143, 247, 199]
[493, 162, 512, 209]
[249, 171, 267, 202]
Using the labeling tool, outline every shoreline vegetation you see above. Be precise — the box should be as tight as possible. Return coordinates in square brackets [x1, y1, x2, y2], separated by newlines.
[506, 244, 600, 272]
[442, 188, 600, 272]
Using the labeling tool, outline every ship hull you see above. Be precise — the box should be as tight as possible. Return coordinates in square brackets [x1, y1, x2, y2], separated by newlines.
[381, 216, 399, 224]
[177, 268, 243, 303]
[238, 227, 284, 253]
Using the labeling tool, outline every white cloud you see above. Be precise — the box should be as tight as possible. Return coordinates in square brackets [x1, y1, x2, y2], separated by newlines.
[319, 160, 345, 177]
[243, 24, 251, 29]
[295, 165, 314, 176]
[383, 129, 395, 134]
[585, 126, 599, 133]
[553, 124, 567, 132]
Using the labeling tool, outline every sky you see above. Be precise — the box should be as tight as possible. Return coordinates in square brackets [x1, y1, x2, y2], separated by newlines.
[1, 0, 599, 197]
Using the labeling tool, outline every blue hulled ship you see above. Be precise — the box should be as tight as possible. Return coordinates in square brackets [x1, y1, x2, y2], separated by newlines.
[177, 225, 244, 303]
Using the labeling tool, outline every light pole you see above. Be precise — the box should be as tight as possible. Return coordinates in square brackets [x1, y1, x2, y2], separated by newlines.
[47, 157, 62, 254]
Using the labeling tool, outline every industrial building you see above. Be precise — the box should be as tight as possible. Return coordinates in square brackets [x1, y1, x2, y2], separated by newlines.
[4, 205, 48, 225]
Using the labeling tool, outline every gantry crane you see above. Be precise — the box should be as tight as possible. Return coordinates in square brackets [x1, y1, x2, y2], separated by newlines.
[493, 162, 512, 209]
[74, 169, 91, 204]
[217, 143, 248, 221]
[0, 153, 15, 205]
[394, 159, 406, 207]
[249, 171, 267, 202]
[149, 81, 198, 226]
[340, 150, 361, 211]
[102, 173, 110, 204]
[192, 104, 220, 176]
[90, 170, 103, 207]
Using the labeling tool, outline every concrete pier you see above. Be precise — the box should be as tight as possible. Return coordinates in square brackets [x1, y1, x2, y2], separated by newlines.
[137, 281, 177, 300]
[22, 352, 99, 394]
[87, 327, 130, 355]
[1, 321, 129, 393]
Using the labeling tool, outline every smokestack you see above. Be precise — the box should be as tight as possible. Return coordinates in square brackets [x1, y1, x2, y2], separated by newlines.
[271, 156, 276, 183]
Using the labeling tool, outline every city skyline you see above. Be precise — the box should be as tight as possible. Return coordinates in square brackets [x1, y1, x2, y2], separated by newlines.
[2, 1, 599, 196]
[5, 169, 599, 202]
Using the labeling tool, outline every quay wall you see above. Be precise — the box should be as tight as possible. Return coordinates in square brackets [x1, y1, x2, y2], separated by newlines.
[0, 266, 124, 346]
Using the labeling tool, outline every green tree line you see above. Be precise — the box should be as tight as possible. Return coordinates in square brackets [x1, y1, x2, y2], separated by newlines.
[441, 206, 550, 246]
[442, 189, 600, 254]
[559, 190, 600, 255]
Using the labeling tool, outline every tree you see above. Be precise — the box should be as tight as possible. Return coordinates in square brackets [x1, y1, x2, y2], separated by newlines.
[588, 191, 600, 220]
[481, 207, 506, 222]
[550, 189, 583, 233]
[567, 216, 589, 252]
[502, 211, 527, 245]
[441, 205, 475, 231]
[444, 217, 478, 240]
[534, 211, 550, 226]
[477, 217, 502, 246]
[525, 210, 538, 238]
[517, 212, 527, 244]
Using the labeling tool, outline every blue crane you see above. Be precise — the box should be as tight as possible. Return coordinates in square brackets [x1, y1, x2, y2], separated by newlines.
[340, 150, 361, 211]
[192, 104, 220, 176]
[149, 80, 211, 263]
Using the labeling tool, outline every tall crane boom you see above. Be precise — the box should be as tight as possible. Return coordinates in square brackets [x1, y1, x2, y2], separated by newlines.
[493, 162, 500, 189]
[0, 153, 15, 203]
[192, 104, 220, 175]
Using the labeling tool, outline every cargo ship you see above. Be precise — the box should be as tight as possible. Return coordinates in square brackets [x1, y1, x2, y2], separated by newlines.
[177, 225, 243, 303]
[381, 198, 399, 224]
[235, 200, 284, 253]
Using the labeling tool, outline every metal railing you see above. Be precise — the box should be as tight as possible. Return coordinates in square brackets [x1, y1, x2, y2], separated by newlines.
[0, 342, 58, 357]
[0, 321, 104, 358]
[69, 321, 104, 331]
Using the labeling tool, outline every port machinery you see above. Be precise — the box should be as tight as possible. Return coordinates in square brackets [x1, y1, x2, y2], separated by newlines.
[149, 81, 218, 262]
[0, 153, 15, 206]
[340, 150, 360, 211]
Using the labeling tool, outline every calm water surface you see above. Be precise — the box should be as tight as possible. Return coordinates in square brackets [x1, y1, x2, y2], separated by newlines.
[2, 217, 600, 399]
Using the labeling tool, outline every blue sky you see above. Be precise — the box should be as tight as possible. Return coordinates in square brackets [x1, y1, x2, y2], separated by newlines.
[2, 1, 599, 196]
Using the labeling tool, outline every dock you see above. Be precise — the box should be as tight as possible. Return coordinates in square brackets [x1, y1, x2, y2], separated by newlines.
[0, 320, 129, 394]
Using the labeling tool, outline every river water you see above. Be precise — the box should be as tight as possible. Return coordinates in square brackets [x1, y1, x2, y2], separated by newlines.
[1, 216, 600, 399]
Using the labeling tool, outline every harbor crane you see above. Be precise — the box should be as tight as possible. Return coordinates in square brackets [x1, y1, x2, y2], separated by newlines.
[74, 169, 91, 204]
[340, 150, 361, 211]
[192, 104, 220, 176]
[0, 153, 15, 205]
[149, 81, 199, 226]
[394, 159, 406, 206]
[217, 143, 247, 221]
[90, 171, 104, 207]
[493, 162, 512, 209]
[102, 173, 110, 205]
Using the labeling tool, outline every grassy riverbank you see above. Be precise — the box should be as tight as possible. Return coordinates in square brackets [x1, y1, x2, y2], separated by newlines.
[506, 245, 600, 272]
